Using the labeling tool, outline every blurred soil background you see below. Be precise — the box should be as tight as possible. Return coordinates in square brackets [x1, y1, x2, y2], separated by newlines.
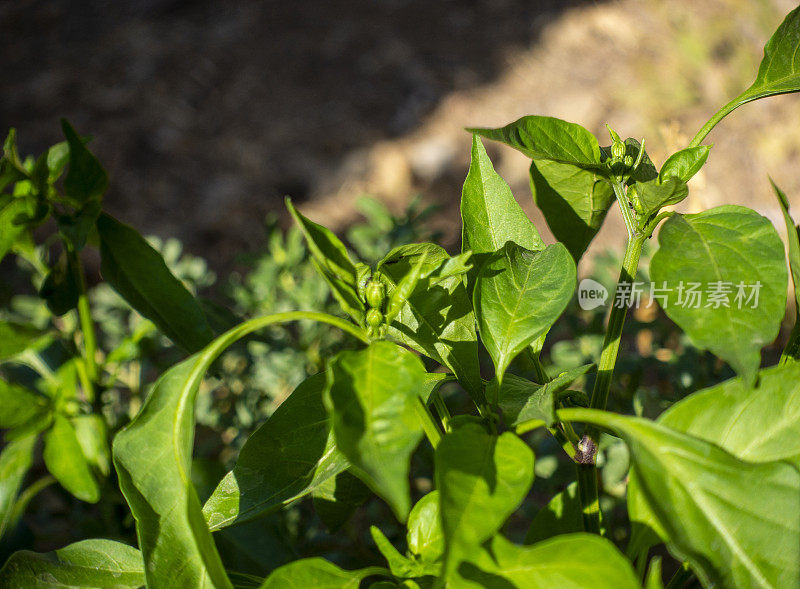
[3, 0, 800, 275]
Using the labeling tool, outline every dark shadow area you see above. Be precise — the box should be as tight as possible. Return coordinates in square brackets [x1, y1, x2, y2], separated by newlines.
[1, 0, 589, 268]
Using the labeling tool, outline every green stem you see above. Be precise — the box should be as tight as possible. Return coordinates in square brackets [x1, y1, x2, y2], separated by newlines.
[67, 247, 99, 396]
[781, 309, 800, 364]
[575, 234, 645, 535]
[414, 397, 443, 448]
[611, 180, 638, 238]
[688, 95, 743, 148]
[430, 391, 452, 432]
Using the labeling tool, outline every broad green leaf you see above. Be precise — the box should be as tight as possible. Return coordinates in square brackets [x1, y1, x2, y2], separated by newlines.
[634, 176, 689, 216]
[61, 119, 107, 205]
[529, 160, 615, 261]
[73, 414, 110, 476]
[98, 213, 215, 352]
[659, 146, 711, 183]
[0, 434, 36, 540]
[0, 321, 47, 359]
[0, 539, 145, 589]
[204, 374, 348, 531]
[325, 341, 427, 520]
[474, 241, 576, 384]
[490, 364, 592, 429]
[259, 559, 386, 588]
[650, 205, 787, 384]
[312, 471, 370, 532]
[457, 533, 640, 589]
[0, 194, 36, 264]
[731, 7, 800, 109]
[564, 408, 800, 589]
[0, 378, 48, 429]
[772, 180, 800, 362]
[43, 415, 100, 503]
[407, 491, 444, 563]
[378, 244, 484, 404]
[469, 115, 604, 168]
[524, 482, 583, 544]
[286, 198, 364, 324]
[461, 135, 543, 255]
[58, 200, 102, 251]
[436, 424, 534, 579]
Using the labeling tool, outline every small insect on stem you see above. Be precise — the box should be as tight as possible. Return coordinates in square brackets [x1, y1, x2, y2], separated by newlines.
[574, 435, 597, 465]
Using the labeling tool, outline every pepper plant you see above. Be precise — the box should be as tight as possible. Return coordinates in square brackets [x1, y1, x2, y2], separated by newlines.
[4, 6, 800, 589]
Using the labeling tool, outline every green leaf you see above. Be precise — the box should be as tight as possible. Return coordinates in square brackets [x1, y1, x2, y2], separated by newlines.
[370, 526, 436, 578]
[0, 539, 145, 589]
[645, 558, 665, 589]
[436, 424, 534, 578]
[378, 244, 484, 404]
[734, 6, 800, 107]
[259, 559, 386, 589]
[490, 364, 592, 429]
[286, 198, 364, 324]
[649, 205, 787, 384]
[43, 415, 99, 503]
[97, 213, 215, 352]
[461, 135, 543, 256]
[456, 533, 640, 589]
[72, 414, 110, 476]
[203, 374, 348, 531]
[0, 321, 47, 360]
[0, 378, 48, 429]
[474, 241, 576, 384]
[634, 176, 689, 215]
[529, 160, 615, 261]
[39, 253, 79, 316]
[0, 434, 36, 541]
[58, 200, 102, 251]
[0, 194, 36, 264]
[524, 482, 583, 545]
[469, 116, 604, 168]
[564, 408, 800, 589]
[61, 119, 107, 204]
[406, 491, 444, 563]
[325, 341, 427, 520]
[659, 146, 711, 183]
[312, 470, 371, 532]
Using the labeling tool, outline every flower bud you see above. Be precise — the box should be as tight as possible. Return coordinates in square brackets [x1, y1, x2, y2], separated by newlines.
[611, 141, 626, 161]
[365, 281, 385, 309]
[366, 308, 383, 329]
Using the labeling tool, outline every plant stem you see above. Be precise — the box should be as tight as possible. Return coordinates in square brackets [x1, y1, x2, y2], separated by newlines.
[688, 95, 744, 148]
[430, 391, 452, 432]
[414, 397, 443, 448]
[68, 247, 99, 397]
[611, 180, 638, 237]
[576, 233, 645, 534]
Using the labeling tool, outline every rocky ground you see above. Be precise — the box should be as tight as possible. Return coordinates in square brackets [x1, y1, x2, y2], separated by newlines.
[3, 0, 800, 274]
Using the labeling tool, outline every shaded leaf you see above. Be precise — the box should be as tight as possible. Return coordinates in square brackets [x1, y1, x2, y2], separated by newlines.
[312, 470, 371, 532]
[259, 558, 386, 589]
[0, 434, 36, 541]
[204, 373, 348, 530]
[634, 176, 689, 216]
[39, 253, 79, 316]
[325, 341, 427, 520]
[72, 414, 110, 477]
[61, 119, 107, 205]
[0, 321, 47, 360]
[649, 205, 787, 384]
[0, 194, 36, 264]
[524, 482, 583, 544]
[370, 526, 436, 579]
[772, 180, 800, 362]
[0, 539, 145, 589]
[0, 378, 48, 430]
[474, 241, 575, 384]
[98, 213, 215, 352]
[529, 160, 615, 261]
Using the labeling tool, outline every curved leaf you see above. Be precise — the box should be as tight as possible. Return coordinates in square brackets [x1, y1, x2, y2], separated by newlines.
[564, 408, 800, 589]
[0, 539, 145, 589]
[461, 135, 543, 255]
[203, 374, 348, 531]
[436, 424, 534, 579]
[529, 160, 615, 261]
[113, 311, 366, 589]
[43, 415, 99, 503]
[325, 341, 427, 520]
[474, 241, 576, 384]
[659, 146, 711, 183]
[259, 559, 386, 588]
[469, 116, 604, 168]
[98, 213, 214, 352]
[0, 434, 36, 540]
[407, 491, 444, 563]
[650, 205, 787, 384]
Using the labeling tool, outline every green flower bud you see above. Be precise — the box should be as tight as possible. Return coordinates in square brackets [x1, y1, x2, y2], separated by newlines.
[624, 154, 634, 168]
[365, 281, 385, 309]
[366, 308, 383, 329]
[611, 141, 626, 161]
